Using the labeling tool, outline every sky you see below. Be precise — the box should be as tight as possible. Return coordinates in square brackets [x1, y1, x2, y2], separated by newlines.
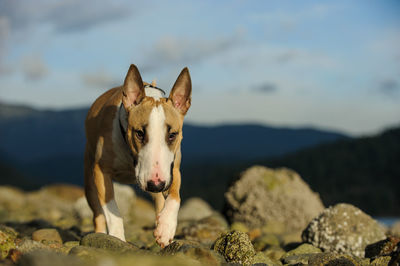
[0, 0, 399, 136]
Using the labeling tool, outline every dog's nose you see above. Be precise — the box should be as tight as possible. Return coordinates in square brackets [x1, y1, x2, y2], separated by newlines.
[146, 180, 166, 193]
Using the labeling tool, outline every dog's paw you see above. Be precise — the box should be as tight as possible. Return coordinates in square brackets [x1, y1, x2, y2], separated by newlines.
[154, 198, 179, 248]
[154, 210, 177, 248]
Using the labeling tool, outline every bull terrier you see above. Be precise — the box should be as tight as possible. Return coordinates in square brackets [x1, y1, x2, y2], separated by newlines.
[84, 64, 191, 247]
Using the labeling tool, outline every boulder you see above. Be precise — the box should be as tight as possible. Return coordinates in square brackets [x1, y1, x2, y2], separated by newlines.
[224, 166, 324, 233]
[178, 197, 214, 222]
[213, 230, 256, 265]
[302, 203, 386, 257]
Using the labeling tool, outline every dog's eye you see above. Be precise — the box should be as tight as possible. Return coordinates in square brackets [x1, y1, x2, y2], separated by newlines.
[135, 130, 145, 141]
[168, 132, 177, 142]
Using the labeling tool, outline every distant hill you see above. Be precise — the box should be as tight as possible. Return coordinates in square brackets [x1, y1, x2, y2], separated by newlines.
[0, 102, 347, 187]
[263, 126, 400, 216]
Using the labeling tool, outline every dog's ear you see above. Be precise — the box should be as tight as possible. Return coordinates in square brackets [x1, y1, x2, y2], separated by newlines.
[169, 67, 192, 115]
[122, 64, 145, 109]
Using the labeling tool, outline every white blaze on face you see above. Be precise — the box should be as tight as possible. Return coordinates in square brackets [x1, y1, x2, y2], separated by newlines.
[135, 105, 174, 190]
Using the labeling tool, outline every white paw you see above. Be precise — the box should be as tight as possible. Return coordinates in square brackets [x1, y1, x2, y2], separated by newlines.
[154, 198, 179, 248]
[154, 210, 177, 248]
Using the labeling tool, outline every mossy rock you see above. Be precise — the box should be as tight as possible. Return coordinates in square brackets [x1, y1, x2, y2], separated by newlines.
[213, 230, 256, 265]
[282, 243, 321, 259]
[0, 225, 17, 259]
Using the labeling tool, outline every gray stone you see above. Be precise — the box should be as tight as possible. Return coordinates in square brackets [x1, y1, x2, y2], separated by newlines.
[302, 203, 386, 257]
[224, 166, 324, 233]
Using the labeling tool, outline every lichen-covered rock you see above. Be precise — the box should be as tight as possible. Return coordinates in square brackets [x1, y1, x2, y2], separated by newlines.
[0, 225, 17, 259]
[213, 230, 256, 265]
[302, 203, 386, 257]
[178, 198, 214, 222]
[224, 166, 324, 232]
[162, 240, 224, 266]
[262, 246, 286, 261]
[80, 233, 139, 253]
[282, 243, 321, 259]
[370, 256, 391, 266]
[32, 228, 63, 244]
[365, 236, 400, 259]
[180, 213, 228, 246]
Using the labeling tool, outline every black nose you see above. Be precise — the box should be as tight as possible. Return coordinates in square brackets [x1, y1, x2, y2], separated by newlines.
[146, 180, 166, 193]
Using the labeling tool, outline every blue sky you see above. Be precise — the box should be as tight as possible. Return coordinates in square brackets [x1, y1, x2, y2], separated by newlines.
[0, 0, 399, 135]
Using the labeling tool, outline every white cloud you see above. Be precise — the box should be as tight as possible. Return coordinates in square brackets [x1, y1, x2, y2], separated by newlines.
[0, 0, 133, 33]
[140, 30, 245, 72]
[21, 55, 49, 81]
[81, 68, 120, 89]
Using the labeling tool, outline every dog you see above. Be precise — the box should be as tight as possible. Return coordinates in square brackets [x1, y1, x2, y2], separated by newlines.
[84, 64, 191, 247]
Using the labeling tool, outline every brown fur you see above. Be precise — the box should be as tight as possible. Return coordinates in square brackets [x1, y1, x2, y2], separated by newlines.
[84, 64, 191, 245]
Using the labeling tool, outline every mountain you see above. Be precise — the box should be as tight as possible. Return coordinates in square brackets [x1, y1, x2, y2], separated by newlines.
[263, 126, 400, 216]
[0, 102, 348, 185]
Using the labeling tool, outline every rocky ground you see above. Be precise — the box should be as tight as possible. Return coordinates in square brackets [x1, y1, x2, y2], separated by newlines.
[0, 165, 399, 266]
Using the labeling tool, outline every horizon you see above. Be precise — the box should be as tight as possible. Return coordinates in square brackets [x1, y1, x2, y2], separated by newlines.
[0, 0, 399, 136]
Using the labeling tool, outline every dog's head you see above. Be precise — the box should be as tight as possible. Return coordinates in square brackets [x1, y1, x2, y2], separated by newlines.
[121, 64, 191, 193]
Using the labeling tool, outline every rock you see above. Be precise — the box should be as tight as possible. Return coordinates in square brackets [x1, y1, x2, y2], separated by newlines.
[80, 233, 139, 253]
[162, 239, 224, 266]
[32, 228, 63, 244]
[230, 222, 249, 233]
[252, 251, 282, 265]
[262, 246, 286, 261]
[370, 256, 391, 265]
[365, 236, 400, 259]
[281, 252, 367, 265]
[302, 203, 386, 257]
[389, 221, 400, 237]
[18, 250, 84, 266]
[37, 185, 84, 202]
[16, 239, 50, 254]
[213, 230, 256, 265]
[0, 225, 17, 259]
[68, 245, 109, 261]
[252, 233, 280, 251]
[224, 166, 324, 233]
[180, 213, 228, 246]
[178, 197, 214, 222]
[74, 183, 136, 221]
[285, 243, 321, 257]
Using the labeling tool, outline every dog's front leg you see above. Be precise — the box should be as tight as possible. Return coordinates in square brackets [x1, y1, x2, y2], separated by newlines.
[153, 168, 181, 248]
[85, 162, 126, 241]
